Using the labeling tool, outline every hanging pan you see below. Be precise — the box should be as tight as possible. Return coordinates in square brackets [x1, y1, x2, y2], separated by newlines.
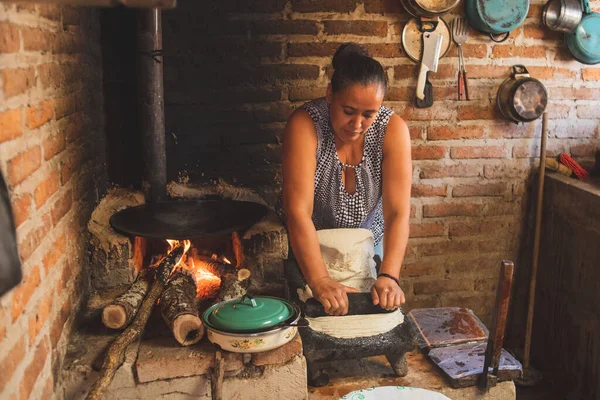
[565, 0, 600, 64]
[110, 199, 269, 239]
[497, 65, 548, 124]
[465, 0, 529, 42]
[400, 0, 460, 17]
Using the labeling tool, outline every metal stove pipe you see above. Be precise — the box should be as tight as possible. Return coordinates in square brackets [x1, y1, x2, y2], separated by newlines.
[137, 9, 167, 203]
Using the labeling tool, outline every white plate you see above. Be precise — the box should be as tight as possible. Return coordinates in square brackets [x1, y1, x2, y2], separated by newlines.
[340, 386, 451, 400]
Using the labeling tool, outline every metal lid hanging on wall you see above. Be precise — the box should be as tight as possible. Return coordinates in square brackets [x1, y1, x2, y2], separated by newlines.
[497, 65, 548, 123]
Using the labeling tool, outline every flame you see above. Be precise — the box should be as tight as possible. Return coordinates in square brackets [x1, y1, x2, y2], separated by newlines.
[187, 258, 221, 299]
[165, 239, 192, 269]
[222, 256, 231, 265]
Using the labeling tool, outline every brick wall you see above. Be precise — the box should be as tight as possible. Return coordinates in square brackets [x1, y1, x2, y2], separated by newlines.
[162, 0, 600, 326]
[0, 4, 107, 399]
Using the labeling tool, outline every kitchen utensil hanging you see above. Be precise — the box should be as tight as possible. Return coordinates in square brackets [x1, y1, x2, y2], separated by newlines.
[542, 0, 583, 32]
[464, 0, 529, 42]
[400, 0, 461, 17]
[496, 65, 548, 123]
[565, 0, 600, 64]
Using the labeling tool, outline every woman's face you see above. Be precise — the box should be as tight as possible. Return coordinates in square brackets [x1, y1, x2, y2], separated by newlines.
[326, 82, 385, 145]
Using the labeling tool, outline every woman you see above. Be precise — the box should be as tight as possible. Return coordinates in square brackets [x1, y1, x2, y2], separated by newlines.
[282, 43, 412, 316]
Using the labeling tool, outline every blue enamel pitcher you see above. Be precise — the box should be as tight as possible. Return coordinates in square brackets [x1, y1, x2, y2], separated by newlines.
[465, 0, 529, 42]
[565, 0, 600, 64]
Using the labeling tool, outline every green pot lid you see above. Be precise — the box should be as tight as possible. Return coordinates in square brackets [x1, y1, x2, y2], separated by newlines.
[574, 14, 600, 59]
[204, 296, 292, 332]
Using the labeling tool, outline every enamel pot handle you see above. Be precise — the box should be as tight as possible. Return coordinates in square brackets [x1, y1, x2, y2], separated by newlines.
[490, 31, 510, 42]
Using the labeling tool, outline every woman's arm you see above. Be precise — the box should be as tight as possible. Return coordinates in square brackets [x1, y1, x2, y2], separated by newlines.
[282, 109, 356, 316]
[371, 113, 412, 309]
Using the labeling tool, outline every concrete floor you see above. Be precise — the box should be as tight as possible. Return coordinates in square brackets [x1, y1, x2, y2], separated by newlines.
[307, 350, 517, 400]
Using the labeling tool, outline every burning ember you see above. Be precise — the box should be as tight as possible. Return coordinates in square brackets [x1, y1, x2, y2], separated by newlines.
[164, 239, 223, 299]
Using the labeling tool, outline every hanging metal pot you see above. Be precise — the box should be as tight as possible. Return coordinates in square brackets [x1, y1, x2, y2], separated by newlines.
[542, 0, 582, 32]
[400, 0, 460, 17]
[497, 65, 548, 123]
[464, 0, 529, 42]
[565, 0, 600, 64]
[202, 295, 307, 353]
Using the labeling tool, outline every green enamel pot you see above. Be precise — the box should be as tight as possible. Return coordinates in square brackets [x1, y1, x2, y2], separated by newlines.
[565, 0, 600, 64]
[465, 0, 529, 42]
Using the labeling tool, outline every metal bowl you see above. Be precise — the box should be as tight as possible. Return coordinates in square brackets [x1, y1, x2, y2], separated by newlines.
[543, 0, 582, 32]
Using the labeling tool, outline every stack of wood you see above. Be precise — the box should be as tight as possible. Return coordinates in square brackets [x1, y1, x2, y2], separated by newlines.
[88, 242, 251, 400]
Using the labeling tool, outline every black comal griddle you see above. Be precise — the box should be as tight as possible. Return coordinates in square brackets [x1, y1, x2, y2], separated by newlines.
[109, 199, 269, 240]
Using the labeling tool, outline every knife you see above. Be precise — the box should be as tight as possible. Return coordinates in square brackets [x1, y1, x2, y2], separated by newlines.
[416, 32, 443, 101]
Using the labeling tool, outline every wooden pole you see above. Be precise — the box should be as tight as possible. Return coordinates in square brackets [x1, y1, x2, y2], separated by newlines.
[160, 270, 204, 346]
[86, 244, 185, 400]
[523, 113, 548, 369]
[102, 268, 154, 329]
[211, 350, 224, 400]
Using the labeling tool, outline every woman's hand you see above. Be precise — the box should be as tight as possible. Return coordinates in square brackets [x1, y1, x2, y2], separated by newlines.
[371, 276, 405, 310]
[310, 277, 358, 316]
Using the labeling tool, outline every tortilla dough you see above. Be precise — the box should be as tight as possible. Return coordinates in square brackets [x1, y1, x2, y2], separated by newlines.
[305, 309, 405, 339]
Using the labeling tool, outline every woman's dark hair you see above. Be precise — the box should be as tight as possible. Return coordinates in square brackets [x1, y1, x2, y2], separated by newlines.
[331, 43, 388, 94]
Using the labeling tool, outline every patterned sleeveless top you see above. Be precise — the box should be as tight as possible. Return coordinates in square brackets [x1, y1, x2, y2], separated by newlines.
[301, 97, 394, 245]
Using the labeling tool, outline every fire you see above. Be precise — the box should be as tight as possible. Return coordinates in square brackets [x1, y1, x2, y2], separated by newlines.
[164, 239, 222, 299]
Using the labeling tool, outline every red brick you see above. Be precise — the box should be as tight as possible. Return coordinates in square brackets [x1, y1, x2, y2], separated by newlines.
[0, 23, 20, 53]
[457, 105, 495, 120]
[403, 106, 453, 121]
[28, 292, 54, 345]
[36, 63, 64, 88]
[428, 125, 484, 140]
[520, 24, 561, 41]
[7, 146, 42, 186]
[289, 86, 327, 101]
[366, 43, 404, 58]
[411, 183, 447, 197]
[0, 337, 27, 393]
[445, 256, 499, 274]
[475, 277, 497, 292]
[252, 20, 319, 35]
[11, 194, 32, 228]
[2, 68, 36, 98]
[420, 163, 481, 179]
[26, 100, 54, 129]
[576, 105, 600, 119]
[488, 122, 536, 138]
[221, 0, 287, 12]
[526, 66, 576, 80]
[324, 20, 387, 36]
[394, 64, 416, 80]
[549, 87, 597, 100]
[386, 87, 412, 101]
[412, 145, 446, 160]
[38, 4, 61, 20]
[22, 27, 54, 52]
[20, 340, 49, 400]
[43, 132, 66, 161]
[51, 189, 73, 226]
[0, 108, 22, 144]
[453, 183, 506, 197]
[418, 239, 476, 257]
[446, 44, 487, 58]
[513, 143, 566, 158]
[34, 171, 59, 209]
[401, 262, 442, 277]
[409, 222, 445, 238]
[42, 234, 66, 274]
[484, 163, 530, 179]
[50, 297, 71, 349]
[57, 260, 74, 296]
[410, 205, 416, 218]
[16, 4, 37, 11]
[288, 42, 339, 57]
[492, 45, 546, 59]
[11, 266, 41, 322]
[60, 151, 81, 185]
[527, 4, 543, 18]
[467, 65, 509, 79]
[553, 120, 598, 138]
[409, 126, 422, 140]
[364, 0, 404, 13]
[414, 279, 472, 295]
[429, 64, 455, 80]
[440, 293, 494, 317]
[423, 203, 482, 217]
[405, 295, 440, 310]
[54, 95, 78, 120]
[18, 214, 52, 262]
[582, 69, 600, 81]
[292, 0, 358, 12]
[450, 145, 506, 159]
[432, 86, 459, 101]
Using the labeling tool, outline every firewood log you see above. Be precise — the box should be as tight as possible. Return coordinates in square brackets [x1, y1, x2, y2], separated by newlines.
[160, 269, 204, 346]
[86, 243, 186, 400]
[102, 268, 154, 329]
[215, 266, 251, 302]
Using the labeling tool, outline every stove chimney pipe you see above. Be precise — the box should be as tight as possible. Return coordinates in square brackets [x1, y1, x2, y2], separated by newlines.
[137, 9, 167, 203]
